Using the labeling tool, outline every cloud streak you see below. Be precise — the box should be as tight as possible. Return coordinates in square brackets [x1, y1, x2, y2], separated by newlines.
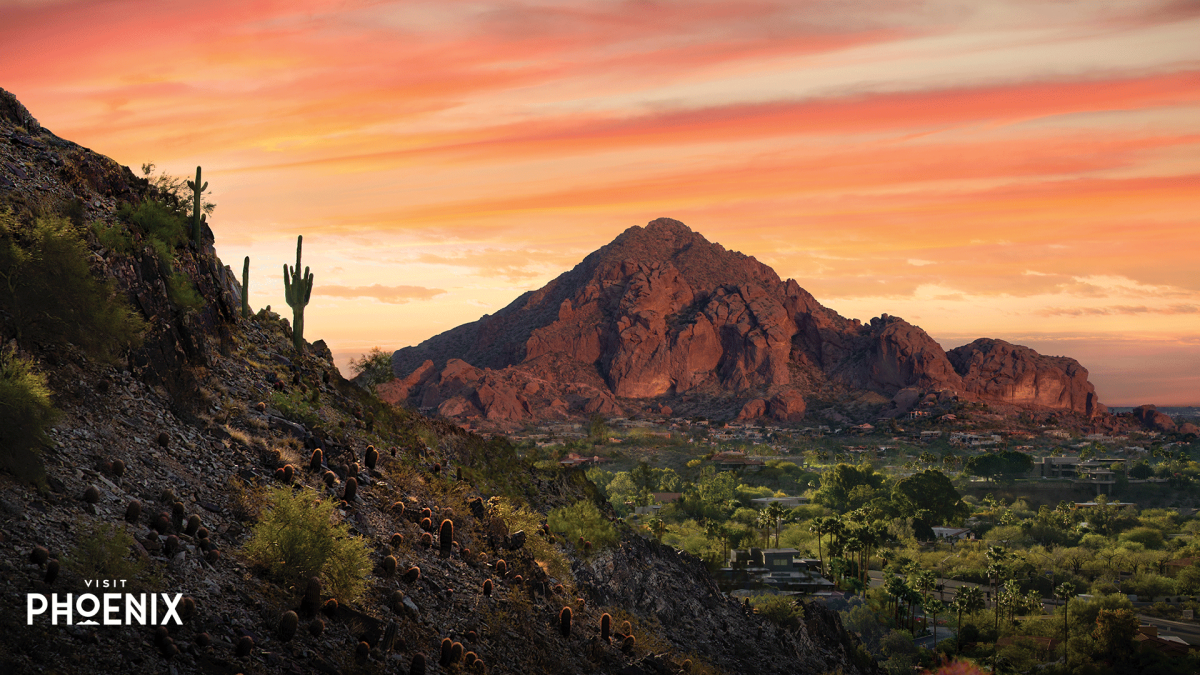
[319, 284, 446, 304]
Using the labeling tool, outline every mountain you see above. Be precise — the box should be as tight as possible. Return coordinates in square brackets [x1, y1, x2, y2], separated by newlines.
[0, 89, 879, 675]
[386, 218, 1104, 426]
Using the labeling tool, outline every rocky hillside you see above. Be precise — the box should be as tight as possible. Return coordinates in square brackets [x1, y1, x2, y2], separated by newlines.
[0, 89, 878, 675]
[386, 218, 1105, 427]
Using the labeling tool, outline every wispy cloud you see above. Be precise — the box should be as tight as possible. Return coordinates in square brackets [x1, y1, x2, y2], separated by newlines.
[1039, 304, 1200, 317]
[319, 284, 446, 304]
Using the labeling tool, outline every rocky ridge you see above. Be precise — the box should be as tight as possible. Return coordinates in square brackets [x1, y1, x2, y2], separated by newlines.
[386, 218, 1106, 428]
[0, 88, 878, 675]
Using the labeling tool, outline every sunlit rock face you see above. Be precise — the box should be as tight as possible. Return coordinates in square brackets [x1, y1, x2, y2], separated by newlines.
[388, 218, 1105, 424]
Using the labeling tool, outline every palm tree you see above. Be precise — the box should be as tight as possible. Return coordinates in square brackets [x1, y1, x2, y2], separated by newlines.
[826, 517, 845, 557]
[756, 509, 774, 548]
[809, 517, 830, 575]
[765, 501, 787, 548]
[844, 535, 865, 594]
[885, 574, 909, 627]
[1054, 582, 1076, 663]
[925, 597, 946, 640]
[952, 585, 985, 647]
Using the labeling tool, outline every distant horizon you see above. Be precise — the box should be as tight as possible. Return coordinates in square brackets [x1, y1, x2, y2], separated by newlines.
[3, 1, 1197, 405]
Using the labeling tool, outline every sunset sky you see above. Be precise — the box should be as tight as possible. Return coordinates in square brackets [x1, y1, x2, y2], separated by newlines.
[3, 0, 1199, 405]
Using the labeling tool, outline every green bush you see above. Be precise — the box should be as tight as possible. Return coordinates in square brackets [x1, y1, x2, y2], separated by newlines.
[118, 200, 203, 311]
[66, 522, 158, 590]
[166, 269, 204, 310]
[118, 199, 187, 247]
[0, 347, 57, 481]
[270, 389, 321, 428]
[350, 347, 393, 389]
[749, 594, 804, 630]
[548, 500, 618, 551]
[244, 486, 372, 602]
[0, 211, 144, 360]
[90, 220, 134, 254]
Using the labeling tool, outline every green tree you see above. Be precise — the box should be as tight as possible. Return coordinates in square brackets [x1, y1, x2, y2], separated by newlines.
[765, 501, 787, 548]
[631, 461, 656, 491]
[813, 463, 885, 511]
[965, 451, 1034, 482]
[697, 469, 737, 506]
[952, 585, 985, 649]
[588, 413, 608, 443]
[1054, 581, 1076, 662]
[810, 516, 833, 575]
[892, 469, 969, 529]
[924, 597, 946, 639]
[1093, 608, 1138, 664]
[349, 347, 393, 388]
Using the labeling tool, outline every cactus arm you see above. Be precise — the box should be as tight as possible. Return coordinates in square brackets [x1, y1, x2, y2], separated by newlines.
[241, 256, 250, 318]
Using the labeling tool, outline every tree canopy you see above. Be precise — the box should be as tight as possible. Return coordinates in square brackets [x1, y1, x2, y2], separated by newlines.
[813, 463, 886, 511]
[891, 469, 969, 528]
[964, 451, 1034, 482]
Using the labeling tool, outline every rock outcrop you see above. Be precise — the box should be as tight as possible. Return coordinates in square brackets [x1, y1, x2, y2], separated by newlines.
[1132, 404, 1177, 433]
[947, 339, 1105, 417]
[388, 219, 1105, 425]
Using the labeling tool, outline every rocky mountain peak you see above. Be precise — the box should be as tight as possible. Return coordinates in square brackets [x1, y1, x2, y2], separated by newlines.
[386, 218, 1107, 427]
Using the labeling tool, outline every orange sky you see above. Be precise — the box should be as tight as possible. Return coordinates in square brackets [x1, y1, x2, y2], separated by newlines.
[3, 0, 1199, 405]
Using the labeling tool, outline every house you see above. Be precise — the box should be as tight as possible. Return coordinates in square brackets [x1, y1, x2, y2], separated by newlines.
[711, 451, 765, 472]
[931, 527, 972, 542]
[558, 453, 610, 468]
[718, 548, 835, 595]
[1135, 625, 1191, 656]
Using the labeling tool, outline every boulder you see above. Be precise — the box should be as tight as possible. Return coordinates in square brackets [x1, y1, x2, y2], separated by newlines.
[768, 391, 806, 422]
[736, 399, 767, 420]
[1132, 405, 1176, 432]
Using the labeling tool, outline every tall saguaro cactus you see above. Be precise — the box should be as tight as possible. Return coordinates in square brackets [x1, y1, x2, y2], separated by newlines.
[186, 166, 208, 246]
[241, 256, 251, 319]
[283, 235, 314, 353]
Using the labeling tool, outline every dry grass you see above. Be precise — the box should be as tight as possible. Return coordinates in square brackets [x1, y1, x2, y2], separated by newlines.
[227, 474, 266, 522]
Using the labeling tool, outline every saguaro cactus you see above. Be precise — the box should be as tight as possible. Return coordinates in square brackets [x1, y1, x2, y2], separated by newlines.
[241, 256, 251, 318]
[283, 235, 314, 353]
[187, 166, 207, 246]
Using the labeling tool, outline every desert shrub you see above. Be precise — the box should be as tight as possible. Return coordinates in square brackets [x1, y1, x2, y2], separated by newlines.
[244, 486, 372, 602]
[118, 198, 187, 247]
[0, 210, 144, 359]
[167, 267, 203, 309]
[0, 346, 56, 481]
[66, 522, 158, 590]
[748, 594, 804, 630]
[1120, 526, 1165, 549]
[90, 220, 134, 254]
[350, 347, 393, 389]
[548, 500, 618, 551]
[490, 497, 573, 581]
[118, 200, 202, 310]
[270, 389, 321, 428]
